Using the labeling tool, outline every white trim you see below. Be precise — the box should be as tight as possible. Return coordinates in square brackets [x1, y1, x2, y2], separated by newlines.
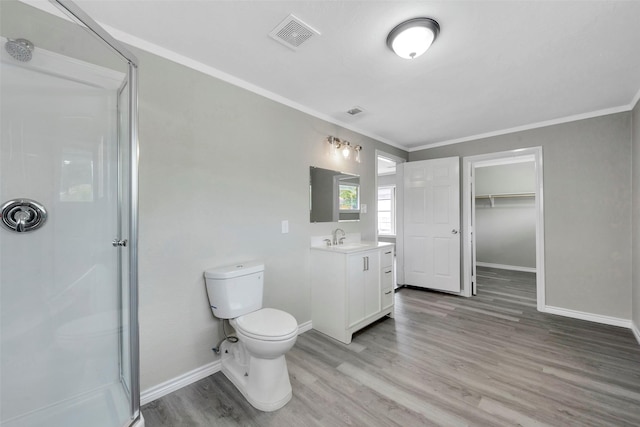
[1, 36, 124, 90]
[140, 320, 313, 405]
[631, 86, 640, 111]
[95, 24, 406, 151]
[21, 1, 403, 148]
[409, 105, 632, 152]
[632, 322, 640, 345]
[140, 360, 221, 405]
[375, 151, 406, 285]
[297, 320, 313, 334]
[544, 306, 632, 329]
[374, 150, 406, 243]
[22, 0, 640, 153]
[462, 147, 545, 311]
[474, 155, 535, 168]
[476, 262, 536, 274]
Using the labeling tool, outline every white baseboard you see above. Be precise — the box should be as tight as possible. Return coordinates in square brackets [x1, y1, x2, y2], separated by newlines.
[632, 321, 640, 345]
[298, 320, 312, 334]
[476, 262, 536, 273]
[140, 360, 221, 406]
[140, 320, 314, 406]
[544, 305, 632, 329]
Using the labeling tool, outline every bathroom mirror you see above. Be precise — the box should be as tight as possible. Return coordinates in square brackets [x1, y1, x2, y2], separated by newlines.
[310, 166, 360, 223]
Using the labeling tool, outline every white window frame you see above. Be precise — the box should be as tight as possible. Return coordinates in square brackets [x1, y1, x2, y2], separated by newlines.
[377, 185, 396, 236]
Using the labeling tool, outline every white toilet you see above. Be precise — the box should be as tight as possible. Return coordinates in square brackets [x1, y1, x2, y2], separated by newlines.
[204, 261, 298, 412]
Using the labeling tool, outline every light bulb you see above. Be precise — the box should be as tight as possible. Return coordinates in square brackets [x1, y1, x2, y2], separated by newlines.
[342, 143, 351, 159]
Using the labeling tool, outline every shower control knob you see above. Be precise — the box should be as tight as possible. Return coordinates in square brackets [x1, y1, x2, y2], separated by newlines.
[1, 199, 47, 233]
[112, 239, 128, 247]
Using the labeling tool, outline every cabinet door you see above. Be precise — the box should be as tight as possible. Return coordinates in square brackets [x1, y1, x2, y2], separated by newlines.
[347, 253, 366, 327]
[363, 251, 381, 318]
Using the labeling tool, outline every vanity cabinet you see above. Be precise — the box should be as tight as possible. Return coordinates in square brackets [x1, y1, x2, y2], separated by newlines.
[311, 243, 394, 344]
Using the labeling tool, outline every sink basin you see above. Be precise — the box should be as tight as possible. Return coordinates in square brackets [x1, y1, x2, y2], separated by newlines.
[311, 240, 393, 254]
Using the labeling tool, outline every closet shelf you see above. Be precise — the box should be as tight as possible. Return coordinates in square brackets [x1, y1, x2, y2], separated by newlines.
[475, 192, 535, 207]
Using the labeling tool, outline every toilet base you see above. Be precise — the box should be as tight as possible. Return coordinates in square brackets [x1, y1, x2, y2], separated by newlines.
[220, 340, 292, 412]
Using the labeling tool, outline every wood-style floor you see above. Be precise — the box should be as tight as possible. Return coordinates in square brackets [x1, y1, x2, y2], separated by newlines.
[142, 267, 640, 426]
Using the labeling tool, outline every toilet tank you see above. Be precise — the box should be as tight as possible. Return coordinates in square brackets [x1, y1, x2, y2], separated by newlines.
[204, 261, 264, 319]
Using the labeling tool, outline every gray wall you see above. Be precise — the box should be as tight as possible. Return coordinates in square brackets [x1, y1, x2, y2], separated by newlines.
[633, 99, 640, 333]
[134, 47, 407, 390]
[475, 163, 536, 269]
[475, 163, 536, 194]
[410, 113, 632, 319]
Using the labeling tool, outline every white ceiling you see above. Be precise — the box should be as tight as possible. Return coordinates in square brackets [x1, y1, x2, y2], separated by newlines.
[34, 1, 640, 151]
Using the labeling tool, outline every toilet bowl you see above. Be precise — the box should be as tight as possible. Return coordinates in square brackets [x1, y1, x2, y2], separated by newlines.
[231, 308, 298, 358]
[223, 308, 298, 411]
[204, 262, 298, 412]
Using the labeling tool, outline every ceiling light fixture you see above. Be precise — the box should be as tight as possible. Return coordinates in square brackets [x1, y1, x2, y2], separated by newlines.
[387, 17, 440, 59]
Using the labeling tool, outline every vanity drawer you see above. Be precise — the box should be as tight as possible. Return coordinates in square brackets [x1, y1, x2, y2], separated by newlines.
[381, 266, 394, 289]
[381, 248, 394, 267]
[382, 287, 393, 309]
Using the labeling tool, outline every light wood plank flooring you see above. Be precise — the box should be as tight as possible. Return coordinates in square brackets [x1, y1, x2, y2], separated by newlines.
[142, 267, 640, 426]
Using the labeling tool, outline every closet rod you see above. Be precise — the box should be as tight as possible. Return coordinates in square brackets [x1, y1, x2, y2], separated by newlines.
[475, 192, 535, 199]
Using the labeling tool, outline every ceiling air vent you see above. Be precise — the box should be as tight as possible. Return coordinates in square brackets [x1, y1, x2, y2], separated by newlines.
[347, 106, 364, 116]
[269, 14, 320, 50]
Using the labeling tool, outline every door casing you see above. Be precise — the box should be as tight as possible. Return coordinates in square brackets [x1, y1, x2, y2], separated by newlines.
[461, 147, 546, 311]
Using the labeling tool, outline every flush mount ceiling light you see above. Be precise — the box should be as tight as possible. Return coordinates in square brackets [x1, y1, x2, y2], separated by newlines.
[387, 17, 440, 59]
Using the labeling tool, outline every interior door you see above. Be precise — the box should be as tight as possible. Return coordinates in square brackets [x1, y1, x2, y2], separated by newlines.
[402, 157, 460, 292]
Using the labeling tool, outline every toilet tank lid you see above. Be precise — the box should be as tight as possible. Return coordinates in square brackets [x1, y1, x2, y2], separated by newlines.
[204, 260, 264, 279]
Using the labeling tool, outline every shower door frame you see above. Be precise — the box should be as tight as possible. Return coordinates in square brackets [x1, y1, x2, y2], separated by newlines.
[51, 0, 142, 424]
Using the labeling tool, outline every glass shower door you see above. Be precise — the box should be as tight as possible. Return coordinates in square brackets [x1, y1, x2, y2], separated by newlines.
[0, 1, 140, 426]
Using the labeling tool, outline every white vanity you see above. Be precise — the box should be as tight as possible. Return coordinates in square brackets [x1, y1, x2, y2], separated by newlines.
[310, 241, 395, 344]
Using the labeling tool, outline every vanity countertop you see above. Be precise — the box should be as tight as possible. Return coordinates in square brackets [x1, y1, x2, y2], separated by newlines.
[310, 241, 394, 254]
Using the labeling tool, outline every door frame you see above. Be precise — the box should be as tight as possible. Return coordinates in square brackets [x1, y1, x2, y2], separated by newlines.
[374, 150, 406, 241]
[461, 147, 545, 311]
[374, 150, 406, 283]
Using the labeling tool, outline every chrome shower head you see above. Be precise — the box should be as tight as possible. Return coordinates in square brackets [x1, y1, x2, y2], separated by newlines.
[5, 38, 34, 62]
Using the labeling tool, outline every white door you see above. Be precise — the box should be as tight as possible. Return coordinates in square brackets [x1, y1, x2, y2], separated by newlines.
[402, 157, 460, 292]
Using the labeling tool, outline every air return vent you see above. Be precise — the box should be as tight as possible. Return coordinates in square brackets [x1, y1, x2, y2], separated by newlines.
[347, 106, 364, 116]
[269, 14, 320, 50]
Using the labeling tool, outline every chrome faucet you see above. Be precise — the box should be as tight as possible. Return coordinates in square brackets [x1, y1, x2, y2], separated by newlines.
[332, 228, 346, 245]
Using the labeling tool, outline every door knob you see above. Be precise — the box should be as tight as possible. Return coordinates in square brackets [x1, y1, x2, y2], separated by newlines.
[451, 229, 459, 234]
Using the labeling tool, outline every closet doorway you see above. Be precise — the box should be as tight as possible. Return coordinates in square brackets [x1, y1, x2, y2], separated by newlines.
[462, 148, 546, 311]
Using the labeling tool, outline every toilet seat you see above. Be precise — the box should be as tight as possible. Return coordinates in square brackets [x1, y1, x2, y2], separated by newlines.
[234, 308, 298, 341]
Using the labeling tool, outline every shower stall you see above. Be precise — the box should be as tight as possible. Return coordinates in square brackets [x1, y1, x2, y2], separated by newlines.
[0, 1, 142, 426]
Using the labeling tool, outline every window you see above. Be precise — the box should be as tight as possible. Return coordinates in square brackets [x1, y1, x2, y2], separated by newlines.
[339, 183, 360, 211]
[378, 186, 396, 235]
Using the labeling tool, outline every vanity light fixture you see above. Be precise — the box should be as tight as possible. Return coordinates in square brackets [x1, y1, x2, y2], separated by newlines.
[387, 17, 440, 59]
[326, 136, 362, 163]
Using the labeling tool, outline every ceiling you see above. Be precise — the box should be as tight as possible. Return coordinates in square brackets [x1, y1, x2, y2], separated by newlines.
[28, 1, 640, 151]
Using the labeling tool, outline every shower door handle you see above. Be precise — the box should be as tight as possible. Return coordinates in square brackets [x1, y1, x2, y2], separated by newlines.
[112, 239, 127, 247]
